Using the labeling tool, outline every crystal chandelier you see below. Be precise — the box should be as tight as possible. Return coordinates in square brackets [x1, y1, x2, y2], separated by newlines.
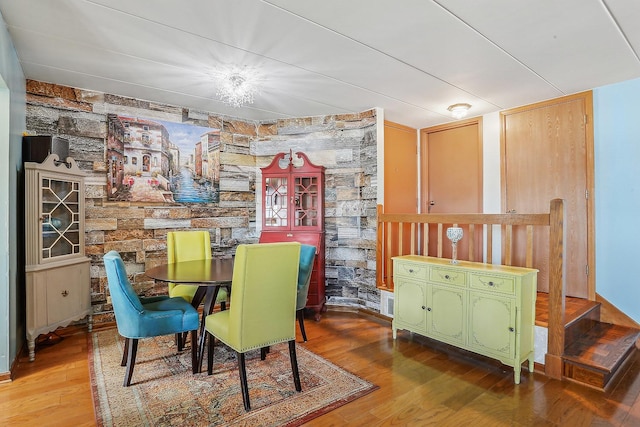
[215, 68, 258, 108]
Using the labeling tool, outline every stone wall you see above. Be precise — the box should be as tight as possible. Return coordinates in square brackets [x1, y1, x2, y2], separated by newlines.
[253, 114, 379, 310]
[24, 80, 378, 326]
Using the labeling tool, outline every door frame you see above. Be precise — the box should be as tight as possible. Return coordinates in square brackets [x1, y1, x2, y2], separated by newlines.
[500, 91, 595, 300]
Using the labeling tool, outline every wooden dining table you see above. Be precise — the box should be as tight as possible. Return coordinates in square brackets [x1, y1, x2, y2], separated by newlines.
[145, 258, 234, 372]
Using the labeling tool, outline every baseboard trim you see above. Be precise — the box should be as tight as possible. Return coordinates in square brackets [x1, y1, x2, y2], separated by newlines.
[0, 371, 12, 383]
[596, 293, 640, 330]
[325, 304, 392, 323]
[0, 352, 19, 383]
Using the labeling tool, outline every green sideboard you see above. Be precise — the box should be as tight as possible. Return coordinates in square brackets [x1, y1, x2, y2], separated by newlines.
[392, 255, 538, 384]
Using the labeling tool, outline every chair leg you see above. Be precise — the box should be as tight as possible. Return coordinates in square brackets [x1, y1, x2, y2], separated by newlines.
[123, 338, 139, 387]
[180, 331, 189, 349]
[207, 331, 215, 375]
[288, 340, 302, 392]
[190, 330, 198, 374]
[176, 332, 184, 351]
[297, 309, 308, 342]
[121, 338, 129, 367]
[237, 352, 250, 411]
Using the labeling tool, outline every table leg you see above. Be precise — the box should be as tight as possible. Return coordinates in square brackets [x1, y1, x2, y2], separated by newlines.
[181, 286, 207, 349]
[191, 286, 206, 309]
[197, 286, 220, 373]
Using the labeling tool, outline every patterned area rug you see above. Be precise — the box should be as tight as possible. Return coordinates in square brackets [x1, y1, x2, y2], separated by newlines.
[89, 328, 377, 426]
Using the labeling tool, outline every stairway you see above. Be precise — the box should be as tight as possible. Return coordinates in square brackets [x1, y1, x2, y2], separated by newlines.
[537, 293, 640, 390]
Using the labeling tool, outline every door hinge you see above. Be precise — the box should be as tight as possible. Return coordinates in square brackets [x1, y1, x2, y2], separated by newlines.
[585, 189, 589, 200]
[586, 264, 589, 276]
[584, 114, 588, 124]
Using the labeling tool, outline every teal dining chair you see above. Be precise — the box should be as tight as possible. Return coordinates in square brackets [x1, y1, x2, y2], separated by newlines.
[205, 242, 301, 411]
[104, 250, 200, 386]
[296, 244, 316, 342]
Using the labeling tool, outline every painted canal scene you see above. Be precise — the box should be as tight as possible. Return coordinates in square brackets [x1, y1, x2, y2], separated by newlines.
[106, 114, 220, 203]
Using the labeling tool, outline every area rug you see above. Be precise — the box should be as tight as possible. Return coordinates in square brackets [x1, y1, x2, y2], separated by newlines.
[89, 328, 378, 426]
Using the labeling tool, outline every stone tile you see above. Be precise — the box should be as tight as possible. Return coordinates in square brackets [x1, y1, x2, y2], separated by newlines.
[86, 218, 118, 231]
[143, 218, 192, 229]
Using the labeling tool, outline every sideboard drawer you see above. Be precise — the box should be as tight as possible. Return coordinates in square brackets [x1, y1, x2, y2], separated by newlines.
[395, 262, 428, 280]
[469, 273, 515, 295]
[429, 266, 466, 286]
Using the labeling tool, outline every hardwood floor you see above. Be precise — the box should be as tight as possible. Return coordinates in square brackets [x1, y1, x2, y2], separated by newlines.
[2, 310, 640, 426]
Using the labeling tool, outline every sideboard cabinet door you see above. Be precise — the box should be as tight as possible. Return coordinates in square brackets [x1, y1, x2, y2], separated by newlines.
[468, 291, 516, 361]
[393, 278, 428, 336]
[427, 284, 466, 347]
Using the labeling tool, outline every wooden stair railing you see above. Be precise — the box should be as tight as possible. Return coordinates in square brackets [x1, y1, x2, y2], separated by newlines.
[376, 199, 566, 380]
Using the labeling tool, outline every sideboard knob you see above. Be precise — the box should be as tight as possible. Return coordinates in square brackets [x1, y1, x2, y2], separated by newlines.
[509, 327, 515, 332]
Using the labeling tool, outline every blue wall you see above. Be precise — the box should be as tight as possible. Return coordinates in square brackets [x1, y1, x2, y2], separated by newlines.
[0, 11, 26, 376]
[594, 78, 640, 323]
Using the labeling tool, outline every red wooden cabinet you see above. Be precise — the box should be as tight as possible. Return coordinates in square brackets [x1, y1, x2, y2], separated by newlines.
[259, 151, 325, 320]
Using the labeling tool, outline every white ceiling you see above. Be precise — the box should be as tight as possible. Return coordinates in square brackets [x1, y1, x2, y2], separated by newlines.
[1, 0, 639, 129]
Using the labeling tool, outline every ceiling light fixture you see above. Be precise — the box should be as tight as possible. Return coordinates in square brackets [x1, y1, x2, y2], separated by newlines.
[215, 67, 259, 108]
[447, 103, 472, 120]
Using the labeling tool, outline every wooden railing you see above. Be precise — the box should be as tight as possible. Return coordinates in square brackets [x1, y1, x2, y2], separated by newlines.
[376, 199, 566, 380]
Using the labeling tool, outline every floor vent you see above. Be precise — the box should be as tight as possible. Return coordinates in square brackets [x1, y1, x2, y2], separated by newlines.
[380, 290, 394, 317]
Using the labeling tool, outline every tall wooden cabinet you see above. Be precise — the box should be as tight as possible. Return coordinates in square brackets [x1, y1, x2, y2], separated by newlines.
[24, 154, 92, 361]
[392, 255, 537, 384]
[259, 151, 326, 320]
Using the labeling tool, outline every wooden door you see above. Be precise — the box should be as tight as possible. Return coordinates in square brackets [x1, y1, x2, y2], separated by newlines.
[384, 121, 418, 256]
[384, 121, 417, 213]
[421, 119, 483, 260]
[501, 92, 594, 298]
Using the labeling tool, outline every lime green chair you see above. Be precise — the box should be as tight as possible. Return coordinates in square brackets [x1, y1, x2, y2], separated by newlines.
[205, 242, 301, 411]
[167, 230, 228, 307]
[167, 230, 228, 349]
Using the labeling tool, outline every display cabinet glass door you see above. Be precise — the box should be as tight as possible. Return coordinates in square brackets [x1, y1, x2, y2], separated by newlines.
[294, 175, 320, 227]
[41, 177, 81, 259]
[264, 175, 288, 228]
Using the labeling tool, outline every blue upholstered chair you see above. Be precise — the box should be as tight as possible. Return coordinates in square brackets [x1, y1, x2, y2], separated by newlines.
[104, 250, 200, 386]
[296, 244, 316, 342]
[205, 242, 302, 411]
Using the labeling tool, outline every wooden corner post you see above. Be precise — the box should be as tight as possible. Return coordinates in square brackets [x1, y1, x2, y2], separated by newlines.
[545, 198, 566, 380]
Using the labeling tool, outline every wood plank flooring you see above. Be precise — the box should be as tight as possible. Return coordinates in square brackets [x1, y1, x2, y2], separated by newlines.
[2, 310, 640, 426]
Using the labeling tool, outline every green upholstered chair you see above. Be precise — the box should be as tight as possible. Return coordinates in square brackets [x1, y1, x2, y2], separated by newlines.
[167, 230, 228, 349]
[205, 242, 302, 411]
[296, 244, 316, 342]
[103, 250, 199, 386]
[166, 230, 228, 307]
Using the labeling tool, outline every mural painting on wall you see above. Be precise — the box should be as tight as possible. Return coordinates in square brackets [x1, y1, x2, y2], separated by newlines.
[107, 114, 221, 203]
